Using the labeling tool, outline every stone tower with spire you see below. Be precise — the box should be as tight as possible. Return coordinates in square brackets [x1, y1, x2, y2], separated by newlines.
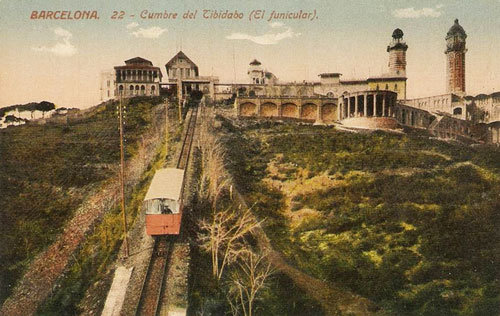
[387, 28, 408, 77]
[445, 19, 467, 95]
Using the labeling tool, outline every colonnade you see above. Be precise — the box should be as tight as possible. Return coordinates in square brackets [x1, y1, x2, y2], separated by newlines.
[339, 91, 397, 120]
[116, 69, 160, 82]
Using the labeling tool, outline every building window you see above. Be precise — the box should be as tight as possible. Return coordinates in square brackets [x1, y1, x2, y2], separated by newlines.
[107, 80, 110, 87]
[187, 69, 190, 77]
[385, 84, 389, 90]
[395, 84, 398, 90]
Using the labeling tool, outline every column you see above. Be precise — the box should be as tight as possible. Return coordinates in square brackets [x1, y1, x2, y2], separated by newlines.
[344, 98, 349, 119]
[363, 94, 367, 117]
[373, 94, 378, 117]
[354, 95, 359, 117]
[347, 97, 351, 118]
[339, 98, 344, 120]
[382, 93, 386, 117]
[317, 102, 322, 122]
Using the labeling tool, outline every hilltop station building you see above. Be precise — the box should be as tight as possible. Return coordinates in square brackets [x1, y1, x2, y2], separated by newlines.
[100, 19, 500, 144]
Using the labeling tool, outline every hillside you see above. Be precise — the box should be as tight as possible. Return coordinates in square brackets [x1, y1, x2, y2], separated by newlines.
[219, 118, 500, 315]
[0, 97, 164, 305]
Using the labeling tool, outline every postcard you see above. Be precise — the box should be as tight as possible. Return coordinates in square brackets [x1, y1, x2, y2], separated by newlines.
[1, 1, 500, 316]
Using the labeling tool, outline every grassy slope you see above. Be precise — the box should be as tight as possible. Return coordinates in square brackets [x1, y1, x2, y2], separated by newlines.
[0, 97, 164, 305]
[221, 119, 500, 316]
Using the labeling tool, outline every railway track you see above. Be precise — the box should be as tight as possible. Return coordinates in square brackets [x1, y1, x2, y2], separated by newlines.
[135, 237, 174, 316]
[177, 105, 199, 169]
[134, 104, 199, 316]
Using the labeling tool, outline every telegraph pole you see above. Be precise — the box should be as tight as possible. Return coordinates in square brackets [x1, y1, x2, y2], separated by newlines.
[165, 100, 169, 151]
[118, 95, 129, 258]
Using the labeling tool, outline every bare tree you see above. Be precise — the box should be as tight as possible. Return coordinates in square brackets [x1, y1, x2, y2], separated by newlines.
[197, 108, 231, 208]
[227, 250, 274, 316]
[198, 207, 262, 280]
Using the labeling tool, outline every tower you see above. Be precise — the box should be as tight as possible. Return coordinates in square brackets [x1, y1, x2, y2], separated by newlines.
[248, 59, 264, 84]
[445, 19, 467, 95]
[387, 28, 408, 77]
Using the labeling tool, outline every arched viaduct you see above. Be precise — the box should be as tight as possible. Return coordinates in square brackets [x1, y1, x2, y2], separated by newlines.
[235, 97, 338, 123]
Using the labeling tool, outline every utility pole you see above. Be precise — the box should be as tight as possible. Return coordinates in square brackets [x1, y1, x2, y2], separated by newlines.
[118, 95, 129, 258]
[178, 96, 183, 123]
[165, 101, 169, 151]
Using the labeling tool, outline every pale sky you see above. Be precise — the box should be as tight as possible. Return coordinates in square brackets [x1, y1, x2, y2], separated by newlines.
[1, 0, 500, 109]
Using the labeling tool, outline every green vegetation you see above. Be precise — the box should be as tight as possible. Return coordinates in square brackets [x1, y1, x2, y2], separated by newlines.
[220, 119, 500, 316]
[38, 140, 168, 315]
[187, 114, 325, 316]
[0, 96, 164, 305]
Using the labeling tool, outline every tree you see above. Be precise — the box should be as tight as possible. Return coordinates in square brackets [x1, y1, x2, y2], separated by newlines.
[36, 101, 55, 118]
[198, 207, 262, 281]
[226, 250, 274, 316]
[197, 112, 231, 208]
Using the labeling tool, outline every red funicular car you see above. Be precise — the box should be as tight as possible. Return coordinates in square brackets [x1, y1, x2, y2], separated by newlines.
[144, 168, 185, 236]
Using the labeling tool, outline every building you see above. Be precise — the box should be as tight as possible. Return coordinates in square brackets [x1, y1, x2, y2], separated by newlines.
[311, 29, 408, 99]
[114, 57, 162, 98]
[165, 51, 199, 81]
[100, 70, 115, 101]
[247, 59, 278, 85]
[445, 19, 467, 95]
[387, 28, 408, 77]
[236, 29, 407, 101]
[163, 51, 220, 100]
[402, 19, 500, 143]
[235, 20, 500, 144]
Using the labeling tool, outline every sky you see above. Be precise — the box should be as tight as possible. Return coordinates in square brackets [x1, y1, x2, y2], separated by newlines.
[1, 0, 500, 109]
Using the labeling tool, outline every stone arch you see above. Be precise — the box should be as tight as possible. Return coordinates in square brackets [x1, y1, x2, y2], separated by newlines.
[261, 102, 278, 117]
[281, 103, 299, 118]
[239, 102, 257, 116]
[301, 103, 317, 120]
[321, 103, 337, 122]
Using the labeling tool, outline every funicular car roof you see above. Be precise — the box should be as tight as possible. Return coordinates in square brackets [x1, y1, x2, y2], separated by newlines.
[144, 168, 185, 201]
